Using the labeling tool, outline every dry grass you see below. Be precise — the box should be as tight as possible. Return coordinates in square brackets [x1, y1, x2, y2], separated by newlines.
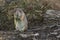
[0, 0, 52, 30]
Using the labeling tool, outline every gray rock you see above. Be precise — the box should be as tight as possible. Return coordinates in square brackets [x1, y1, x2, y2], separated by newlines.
[42, 10, 60, 28]
[44, 10, 60, 20]
[42, 10, 60, 40]
[19, 33, 39, 38]
[56, 35, 60, 38]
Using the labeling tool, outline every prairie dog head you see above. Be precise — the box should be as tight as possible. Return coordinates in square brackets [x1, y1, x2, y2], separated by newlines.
[14, 8, 24, 19]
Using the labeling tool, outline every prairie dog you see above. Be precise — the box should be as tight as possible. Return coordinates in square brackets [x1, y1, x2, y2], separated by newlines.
[14, 8, 28, 32]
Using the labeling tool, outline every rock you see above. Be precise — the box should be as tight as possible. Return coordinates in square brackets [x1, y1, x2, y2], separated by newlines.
[50, 32, 58, 35]
[43, 10, 60, 28]
[44, 10, 60, 20]
[56, 35, 60, 38]
[42, 10, 60, 40]
[20, 33, 39, 38]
